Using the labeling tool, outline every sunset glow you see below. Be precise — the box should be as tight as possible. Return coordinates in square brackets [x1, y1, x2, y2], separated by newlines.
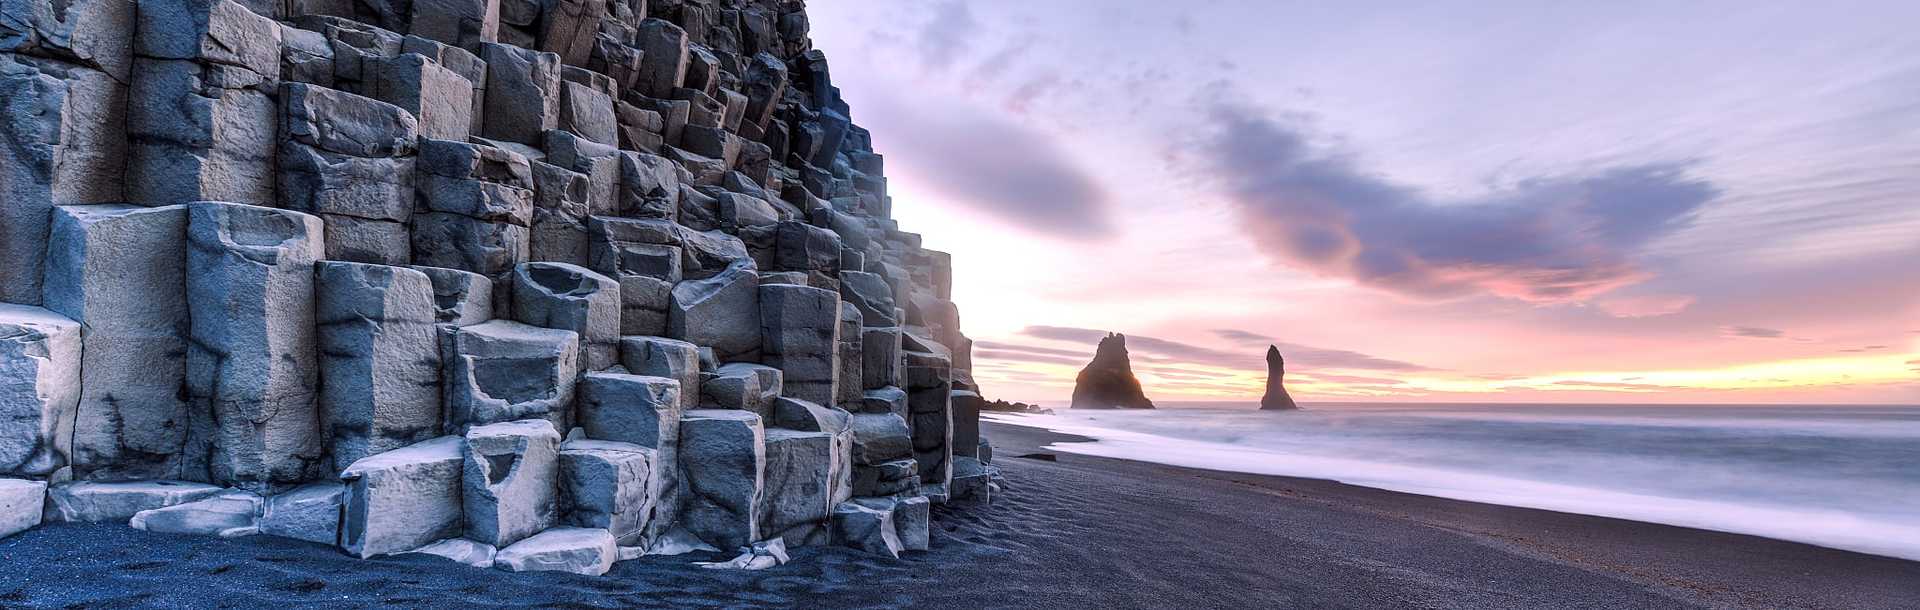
[809, 2, 1920, 404]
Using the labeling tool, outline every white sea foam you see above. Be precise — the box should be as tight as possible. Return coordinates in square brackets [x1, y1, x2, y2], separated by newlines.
[987, 405, 1920, 561]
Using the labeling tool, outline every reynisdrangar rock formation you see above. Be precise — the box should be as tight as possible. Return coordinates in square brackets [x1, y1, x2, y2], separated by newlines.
[0, 0, 997, 575]
[1070, 333, 1154, 409]
[1260, 345, 1300, 411]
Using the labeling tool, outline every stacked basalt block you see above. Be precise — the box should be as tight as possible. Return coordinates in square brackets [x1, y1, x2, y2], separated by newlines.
[0, 0, 992, 574]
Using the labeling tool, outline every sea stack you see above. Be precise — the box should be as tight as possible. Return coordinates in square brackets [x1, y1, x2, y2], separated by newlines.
[1070, 333, 1155, 409]
[1261, 346, 1300, 411]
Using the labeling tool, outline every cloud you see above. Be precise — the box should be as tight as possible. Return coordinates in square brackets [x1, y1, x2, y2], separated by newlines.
[1721, 325, 1785, 339]
[1594, 294, 1697, 318]
[1019, 325, 1427, 372]
[1295, 373, 1407, 386]
[972, 340, 1090, 359]
[915, 1, 979, 72]
[972, 350, 1086, 367]
[1838, 345, 1890, 353]
[1210, 329, 1275, 345]
[862, 89, 1114, 239]
[1195, 99, 1719, 304]
[1546, 380, 1692, 392]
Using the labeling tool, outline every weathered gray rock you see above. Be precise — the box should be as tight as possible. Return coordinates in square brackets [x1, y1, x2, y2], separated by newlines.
[479, 43, 559, 145]
[316, 262, 444, 469]
[408, 0, 500, 50]
[462, 419, 561, 547]
[619, 151, 680, 220]
[528, 161, 591, 263]
[276, 135, 416, 260]
[0, 305, 80, 478]
[741, 52, 787, 131]
[677, 228, 752, 280]
[578, 373, 682, 448]
[951, 390, 984, 460]
[440, 320, 579, 432]
[861, 327, 902, 390]
[851, 458, 918, 498]
[694, 537, 790, 571]
[701, 363, 782, 418]
[668, 263, 762, 362]
[0, 54, 127, 305]
[634, 18, 687, 98]
[829, 501, 900, 558]
[848, 413, 913, 467]
[618, 336, 700, 410]
[404, 537, 498, 568]
[839, 271, 897, 327]
[857, 386, 909, 419]
[559, 438, 654, 544]
[906, 363, 954, 491]
[340, 436, 464, 558]
[759, 283, 841, 405]
[411, 212, 531, 277]
[493, 526, 617, 575]
[950, 456, 992, 506]
[368, 53, 474, 141]
[130, 490, 262, 537]
[558, 79, 616, 145]
[761, 430, 839, 546]
[584, 217, 681, 335]
[135, 0, 282, 71]
[0, 479, 46, 539]
[418, 137, 533, 186]
[281, 83, 419, 158]
[544, 130, 621, 217]
[183, 202, 326, 491]
[260, 482, 343, 544]
[854, 494, 929, 551]
[414, 265, 495, 326]
[0, 0, 137, 81]
[837, 303, 864, 407]
[676, 409, 764, 550]
[46, 480, 224, 523]
[126, 57, 276, 206]
[511, 262, 621, 371]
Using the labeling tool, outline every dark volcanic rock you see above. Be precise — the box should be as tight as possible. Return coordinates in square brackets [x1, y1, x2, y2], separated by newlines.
[1261, 345, 1300, 411]
[1069, 333, 1154, 409]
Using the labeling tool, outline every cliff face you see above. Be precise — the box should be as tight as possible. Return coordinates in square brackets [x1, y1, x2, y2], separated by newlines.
[0, 0, 989, 567]
[1070, 333, 1155, 409]
[1261, 345, 1300, 410]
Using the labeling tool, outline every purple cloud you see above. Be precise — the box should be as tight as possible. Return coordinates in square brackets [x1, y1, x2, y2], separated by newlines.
[1195, 100, 1719, 304]
[1722, 326, 1785, 339]
[1021, 325, 1427, 372]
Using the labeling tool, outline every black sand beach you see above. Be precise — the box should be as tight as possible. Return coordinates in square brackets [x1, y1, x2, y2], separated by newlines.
[1, 421, 1914, 609]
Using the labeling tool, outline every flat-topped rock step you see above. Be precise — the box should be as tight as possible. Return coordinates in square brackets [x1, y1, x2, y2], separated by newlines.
[46, 481, 224, 523]
[494, 527, 618, 576]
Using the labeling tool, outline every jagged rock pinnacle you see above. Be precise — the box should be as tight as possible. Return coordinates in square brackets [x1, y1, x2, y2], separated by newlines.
[1070, 333, 1155, 409]
[1261, 345, 1300, 411]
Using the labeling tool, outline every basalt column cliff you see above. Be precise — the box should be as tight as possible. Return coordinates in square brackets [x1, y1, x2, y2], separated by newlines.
[0, 0, 995, 574]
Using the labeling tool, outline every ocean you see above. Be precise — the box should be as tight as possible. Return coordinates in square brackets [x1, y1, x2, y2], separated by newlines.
[986, 402, 1920, 561]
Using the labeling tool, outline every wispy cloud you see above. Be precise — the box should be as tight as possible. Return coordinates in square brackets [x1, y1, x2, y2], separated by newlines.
[1721, 326, 1786, 339]
[1020, 325, 1427, 372]
[1594, 294, 1697, 318]
[1193, 97, 1719, 305]
[973, 350, 1086, 367]
[861, 89, 1114, 239]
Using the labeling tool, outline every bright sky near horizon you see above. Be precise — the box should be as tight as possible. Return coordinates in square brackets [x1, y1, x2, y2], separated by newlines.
[806, 1, 1920, 404]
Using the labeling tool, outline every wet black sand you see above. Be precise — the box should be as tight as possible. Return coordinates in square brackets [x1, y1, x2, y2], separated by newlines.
[0, 421, 1913, 609]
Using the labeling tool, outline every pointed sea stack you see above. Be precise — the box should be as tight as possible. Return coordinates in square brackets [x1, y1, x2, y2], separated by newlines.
[1261, 346, 1300, 410]
[1070, 333, 1155, 409]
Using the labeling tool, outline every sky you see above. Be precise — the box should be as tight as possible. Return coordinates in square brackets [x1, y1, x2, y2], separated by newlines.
[806, 1, 1920, 404]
